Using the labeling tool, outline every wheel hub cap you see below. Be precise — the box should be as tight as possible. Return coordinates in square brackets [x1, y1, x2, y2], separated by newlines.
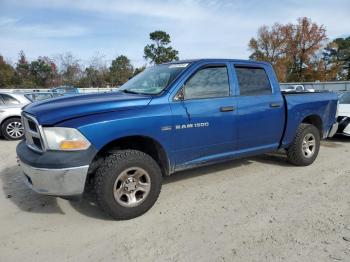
[124, 178, 137, 192]
[302, 133, 316, 158]
[113, 167, 151, 208]
[6, 121, 23, 138]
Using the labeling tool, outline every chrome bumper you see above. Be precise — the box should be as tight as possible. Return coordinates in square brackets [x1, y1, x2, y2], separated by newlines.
[20, 161, 89, 196]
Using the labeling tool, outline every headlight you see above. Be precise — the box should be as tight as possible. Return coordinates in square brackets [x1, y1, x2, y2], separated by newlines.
[42, 127, 91, 151]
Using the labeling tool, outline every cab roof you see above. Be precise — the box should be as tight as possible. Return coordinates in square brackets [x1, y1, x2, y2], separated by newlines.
[163, 58, 272, 66]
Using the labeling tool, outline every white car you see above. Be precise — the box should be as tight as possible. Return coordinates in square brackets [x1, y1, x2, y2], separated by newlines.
[281, 85, 315, 92]
[337, 91, 350, 136]
[0, 92, 31, 140]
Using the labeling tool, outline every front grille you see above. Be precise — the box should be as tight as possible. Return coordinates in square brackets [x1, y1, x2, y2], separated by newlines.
[32, 137, 43, 150]
[22, 113, 45, 153]
[28, 120, 37, 132]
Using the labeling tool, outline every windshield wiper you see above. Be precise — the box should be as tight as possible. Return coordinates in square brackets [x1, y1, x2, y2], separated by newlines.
[120, 89, 142, 95]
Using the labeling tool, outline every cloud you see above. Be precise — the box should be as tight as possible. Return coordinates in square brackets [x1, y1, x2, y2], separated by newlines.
[5, 0, 215, 21]
[15, 24, 88, 38]
[0, 17, 88, 38]
[0, 0, 349, 65]
[0, 17, 20, 26]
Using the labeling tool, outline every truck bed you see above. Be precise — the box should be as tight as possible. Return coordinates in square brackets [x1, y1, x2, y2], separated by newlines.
[281, 91, 338, 147]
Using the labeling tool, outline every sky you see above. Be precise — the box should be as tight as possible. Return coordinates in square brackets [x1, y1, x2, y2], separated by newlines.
[0, 0, 349, 67]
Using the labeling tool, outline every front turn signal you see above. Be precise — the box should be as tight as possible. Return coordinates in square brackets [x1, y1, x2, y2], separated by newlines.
[59, 140, 90, 150]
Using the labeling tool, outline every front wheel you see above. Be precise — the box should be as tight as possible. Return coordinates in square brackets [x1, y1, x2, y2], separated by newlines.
[94, 150, 162, 220]
[287, 123, 320, 166]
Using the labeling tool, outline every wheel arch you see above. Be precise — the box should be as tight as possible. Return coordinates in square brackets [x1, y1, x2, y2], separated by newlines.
[301, 114, 323, 137]
[87, 135, 170, 184]
[0, 115, 22, 126]
[0, 115, 22, 136]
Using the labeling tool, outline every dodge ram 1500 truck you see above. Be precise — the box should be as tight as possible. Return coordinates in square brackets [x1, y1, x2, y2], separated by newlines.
[17, 59, 339, 220]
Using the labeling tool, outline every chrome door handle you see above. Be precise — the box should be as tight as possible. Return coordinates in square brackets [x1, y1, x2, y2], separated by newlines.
[220, 106, 235, 112]
[270, 103, 281, 108]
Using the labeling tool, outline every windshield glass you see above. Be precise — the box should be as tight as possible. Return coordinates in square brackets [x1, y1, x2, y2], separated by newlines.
[119, 63, 189, 95]
[339, 92, 350, 104]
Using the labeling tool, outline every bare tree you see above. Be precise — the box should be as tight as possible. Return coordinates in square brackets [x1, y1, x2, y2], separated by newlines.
[249, 23, 286, 64]
[55, 52, 82, 86]
[80, 53, 109, 88]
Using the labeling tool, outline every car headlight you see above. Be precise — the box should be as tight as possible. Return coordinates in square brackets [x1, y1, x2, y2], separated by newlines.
[42, 127, 91, 151]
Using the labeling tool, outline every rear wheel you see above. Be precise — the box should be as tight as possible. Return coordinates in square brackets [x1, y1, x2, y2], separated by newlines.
[1, 118, 24, 140]
[94, 150, 162, 220]
[287, 123, 320, 166]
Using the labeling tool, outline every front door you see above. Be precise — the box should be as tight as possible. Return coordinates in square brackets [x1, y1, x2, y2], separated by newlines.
[170, 64, 237, 168]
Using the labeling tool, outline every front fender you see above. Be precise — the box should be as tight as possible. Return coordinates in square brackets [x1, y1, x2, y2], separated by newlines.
[55, 104, 175, 169]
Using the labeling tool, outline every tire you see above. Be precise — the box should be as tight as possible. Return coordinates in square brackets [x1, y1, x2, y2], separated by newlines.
[1, 117, 24, 140]
[287, 123, 320, 166]
[94, 150, 162, 220]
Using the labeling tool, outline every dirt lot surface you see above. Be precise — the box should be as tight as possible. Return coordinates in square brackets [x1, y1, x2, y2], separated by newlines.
[1, 138, 350, 262]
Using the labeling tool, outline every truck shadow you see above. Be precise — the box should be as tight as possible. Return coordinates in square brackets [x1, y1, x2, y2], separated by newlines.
[1, 165, 65, 214]
[1, 165, 112, 220]
[72, 152, 291, 220]
[163, 151, 290, 185]
[69, 189, 113, 220]
[328, 135, 350, 143]
[0, 152, 293, 221]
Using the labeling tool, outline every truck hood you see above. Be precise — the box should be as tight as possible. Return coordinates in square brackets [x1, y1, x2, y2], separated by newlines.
[23, 91, 152, 125]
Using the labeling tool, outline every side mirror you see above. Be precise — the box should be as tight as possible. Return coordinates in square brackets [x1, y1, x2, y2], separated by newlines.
[174, 87, 185, 101]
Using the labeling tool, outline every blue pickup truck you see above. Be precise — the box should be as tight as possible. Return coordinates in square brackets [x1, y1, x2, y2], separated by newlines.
[17, 59, 339, 219]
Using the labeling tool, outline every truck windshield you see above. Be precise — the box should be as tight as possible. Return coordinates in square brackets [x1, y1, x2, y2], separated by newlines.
[119, 63, 188, 95]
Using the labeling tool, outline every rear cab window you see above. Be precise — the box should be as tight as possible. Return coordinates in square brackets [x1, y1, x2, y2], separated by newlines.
[234, 66, 272, 96]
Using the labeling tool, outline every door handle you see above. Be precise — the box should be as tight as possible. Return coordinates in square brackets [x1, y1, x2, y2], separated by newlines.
[270, 103, 281, 108]
[220, 106, 235, 112]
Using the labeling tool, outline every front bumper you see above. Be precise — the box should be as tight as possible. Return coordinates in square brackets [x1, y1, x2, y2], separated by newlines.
[20, 161, 89, 196]
[17, 140, 97, 196]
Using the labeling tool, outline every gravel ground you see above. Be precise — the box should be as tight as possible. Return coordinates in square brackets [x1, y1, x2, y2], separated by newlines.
[0, 138, 350, 262]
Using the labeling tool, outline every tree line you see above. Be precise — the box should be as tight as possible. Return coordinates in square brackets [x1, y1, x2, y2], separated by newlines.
[0, 18, 349, 89]
[249, 17, 350, 82]
[0, 30, 178, 88]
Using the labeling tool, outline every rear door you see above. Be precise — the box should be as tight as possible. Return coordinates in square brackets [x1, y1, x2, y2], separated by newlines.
[232, 64, 285, 152]
[170, 63, 237, 167]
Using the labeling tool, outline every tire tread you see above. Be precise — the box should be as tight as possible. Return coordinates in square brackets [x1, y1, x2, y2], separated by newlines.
[94, 149, 162, 220]
[287, 123, 320, 166]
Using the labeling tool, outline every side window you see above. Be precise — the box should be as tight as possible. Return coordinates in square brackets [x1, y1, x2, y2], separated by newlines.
[1, 94, 20, 105]
[0, 95, 4, 105]
[235, 67, 272, 96]
[184, 67, 230, 99]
